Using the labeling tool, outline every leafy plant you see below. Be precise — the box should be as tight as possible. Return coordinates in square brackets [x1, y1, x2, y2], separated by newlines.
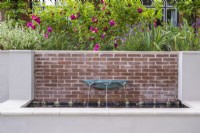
[119, 19, 200, 51]
[0, 20, 46, 50]
[1, 0, 199, 51]
[0, 0, 31, 23]
[33, 0, 162, 50]
[176, 0, 200, 26]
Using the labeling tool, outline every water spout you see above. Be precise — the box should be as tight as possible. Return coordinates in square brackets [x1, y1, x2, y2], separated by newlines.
[81, 79, 129, 108]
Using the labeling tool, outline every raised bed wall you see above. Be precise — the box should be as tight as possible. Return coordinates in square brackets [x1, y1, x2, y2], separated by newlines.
[34, 51, 178, 103]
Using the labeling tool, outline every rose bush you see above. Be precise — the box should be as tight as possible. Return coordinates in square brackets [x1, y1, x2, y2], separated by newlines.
[33, 0, 162, 50]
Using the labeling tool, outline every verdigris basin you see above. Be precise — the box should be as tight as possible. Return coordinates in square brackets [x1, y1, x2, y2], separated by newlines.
[82, 80, 129, 90]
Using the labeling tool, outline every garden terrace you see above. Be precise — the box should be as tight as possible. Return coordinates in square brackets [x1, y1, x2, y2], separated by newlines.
[0, 51, 200, 133]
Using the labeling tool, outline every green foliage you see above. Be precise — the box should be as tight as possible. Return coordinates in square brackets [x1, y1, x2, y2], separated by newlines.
[0, 20, 45, 50]
[1, 0, 199, 51]
[0, 19, 83, 50]
[0, 0, 30, 23]
[33, 0, 162, 50]
[176, 0, 200, 15]
[119, 20, 200, 51]
[176, 0, 200, 25]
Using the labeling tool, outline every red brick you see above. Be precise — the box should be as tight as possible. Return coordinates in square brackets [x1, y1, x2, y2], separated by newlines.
[114, 69, 127, 73]
[100, 54, 113, 57]
[156, 62, 169, 65]
[58, 53, 71, 57]
[149, 58, 162, 62]
[58, 69, 72, 73]
[72, 69, 86, 73]
[121, 58, 134, 61]
[156, 69, 169, 72]
[149, 73, 162, 76]
[134, 65, 148, 69]
[142, 54, 155, 57]
[142, 76, 155, 80]
[51, 65, 63, 69]
[128, 54, 141, 57]
[93, 57, 106, 61]
[34, 52, 178, 103]
[36, 57, 50, 61]
[149, 65, 162, 69]
[51, 57, 64, 61]
[107, 58, 120, 61]
[142, 69, 155, 73]
[114, 62, 127, 65]
[156, 54, 169, 57]
[86, 69, 99, 73]
[107, 65, 120, 69]
[128, 69, 141, 73]
[128, 76, 141, 80]
[58, 61, 71, 65]
[64, 57, 78, 61]
[163, 58, 177, 62]
[86, 54, 99, 57]
[44, 84, 57, 87]
[170, 54, 178, 57]
[98, 69, 112, 73]
[114, 54, 127, 57]
[43, 54, 57, 57]
[142, 62, 155, 65]
[163, 65, 177, 69]
[135, 58, 148, 61]
[44, 76, 57, 80]
[72, 54, 85, 57]
[43, 62, 57, 65]
[135, 73, 148, 76]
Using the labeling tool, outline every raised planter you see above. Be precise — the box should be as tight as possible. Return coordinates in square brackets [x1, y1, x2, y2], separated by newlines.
[1, 51, 200, 133]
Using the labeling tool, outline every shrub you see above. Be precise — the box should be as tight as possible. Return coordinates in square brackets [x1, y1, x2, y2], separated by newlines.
[33, 0, 162, 50]
[0, 20, 45, 50]
[119, 20, 200, 51]
[1, 0, 199, 51]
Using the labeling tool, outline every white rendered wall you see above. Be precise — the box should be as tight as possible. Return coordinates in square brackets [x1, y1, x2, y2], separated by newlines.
[178, 52, 183, 100]
[0, 51, 9, 103]
[1, 115, 200, 133]
[179, 52, 200, 101]
[0, 115, 2, 133]
[8, 50, 34, 100]
[0, 50, 34, 102]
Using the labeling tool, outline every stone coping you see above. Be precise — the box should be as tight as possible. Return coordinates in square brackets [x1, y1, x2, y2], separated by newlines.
[0, 50, 34, 53]
[1, 100, 200, 116]
[34, 50, 179, 54]
[1, 50, 200, 54]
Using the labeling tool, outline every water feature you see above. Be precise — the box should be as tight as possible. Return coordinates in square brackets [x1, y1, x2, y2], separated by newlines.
[27, 100, 187, 108]
[27, 79, 188, 108]
[82, 80, 128, 107]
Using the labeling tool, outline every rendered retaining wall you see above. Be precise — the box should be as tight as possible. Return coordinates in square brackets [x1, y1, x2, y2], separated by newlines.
[0, 50, 34, 103]
[179, 52, 200, 101]
[1, 110, 200, 133]
[34, 51, 178, 103]
[0, 52, 9, 103]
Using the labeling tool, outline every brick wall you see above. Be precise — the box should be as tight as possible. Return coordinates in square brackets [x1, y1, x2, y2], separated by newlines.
[34, 51, 178, 103]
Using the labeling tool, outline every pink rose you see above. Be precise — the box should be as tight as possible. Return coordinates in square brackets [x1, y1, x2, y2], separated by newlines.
[137, 8, 143, 13]
[93, 44, 100, 51]
[109, 20, 116, 26]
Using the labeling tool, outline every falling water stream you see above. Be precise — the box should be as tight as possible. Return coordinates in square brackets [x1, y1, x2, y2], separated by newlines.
[87, 84, 91, 107]
[87, 82, 94, 107]
[84, 80, 128, 108]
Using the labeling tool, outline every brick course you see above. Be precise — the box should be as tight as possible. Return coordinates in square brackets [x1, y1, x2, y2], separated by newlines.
[34, 51, 178, 103]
